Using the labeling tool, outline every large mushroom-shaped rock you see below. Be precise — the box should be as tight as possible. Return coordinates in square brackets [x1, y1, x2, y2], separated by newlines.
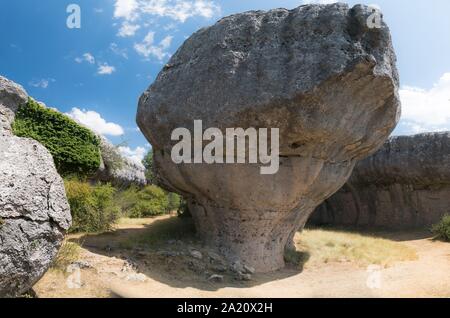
[0, 76, 71, 297]
[137, 4, 400, 272]
[310, 132, 450, 229]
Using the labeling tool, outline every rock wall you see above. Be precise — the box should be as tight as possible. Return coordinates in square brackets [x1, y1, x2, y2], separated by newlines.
[0, 75, 72, 297]
[310, 132, 450, 229]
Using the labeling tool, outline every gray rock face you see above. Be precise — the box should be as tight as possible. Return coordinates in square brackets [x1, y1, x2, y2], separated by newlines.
[137, 4, 400, 272]
[0, 76, 28, 137]
[93, 136, 147, 187]
[310, 132, 450, 229]
[0, 76, 71, 297]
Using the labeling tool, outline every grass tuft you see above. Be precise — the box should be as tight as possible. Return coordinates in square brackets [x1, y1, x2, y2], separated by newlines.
[52, 241, 81, 271]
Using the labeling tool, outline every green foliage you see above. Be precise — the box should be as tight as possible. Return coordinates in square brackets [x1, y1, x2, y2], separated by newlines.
[13, 99, 101, 176]
[64, 180, 120, 233]
[167, 192, 181, 212]
[117, 185, 170, 218]
[432, 214, 450, 242]
[142, 149, 155, 184]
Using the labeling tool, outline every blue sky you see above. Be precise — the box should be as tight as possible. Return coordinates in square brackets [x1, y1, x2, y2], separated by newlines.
[1, 0, 450, 163]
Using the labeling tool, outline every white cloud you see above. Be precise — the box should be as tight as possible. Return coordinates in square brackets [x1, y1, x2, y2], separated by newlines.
[75, 52, 96, 64]
[114, 0, 139, 21]
[118, 146, 147, 167]
[399, 72, 450, 134]
[134, 31, 173, 60]
[113, 0, 220, 38]
[66, 108, 124, 136]
[117, 21, 141, 37]
[97, 63, 116, 75]
[29, 78, 55, 89]
[110, 43, 128, 59]
[138, 0, 220, 22]
[368, 4, 382, 10]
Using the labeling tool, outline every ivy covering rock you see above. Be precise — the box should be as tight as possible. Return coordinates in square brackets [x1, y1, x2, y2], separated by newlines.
[12, 99, 101, 177]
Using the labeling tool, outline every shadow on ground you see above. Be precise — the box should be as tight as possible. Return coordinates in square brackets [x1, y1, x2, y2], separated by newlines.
[70, 217, 310, 291]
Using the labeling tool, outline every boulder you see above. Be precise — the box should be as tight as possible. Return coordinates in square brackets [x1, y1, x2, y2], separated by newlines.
[310, 132, 450, 229]
[137, 4, 400, 272]
[93, 136, 147, 187]
[0, 76, 28, 137]
[0, 76, 71, 297]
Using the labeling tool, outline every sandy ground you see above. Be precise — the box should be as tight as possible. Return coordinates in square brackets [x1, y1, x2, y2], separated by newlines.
[34, 216, 450, 298]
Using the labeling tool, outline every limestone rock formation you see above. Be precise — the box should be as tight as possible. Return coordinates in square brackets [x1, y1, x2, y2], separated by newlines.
[310, 132, 450, 229]
[93, 136, 147, 187]
[137, 4, 401, 272]
[0, 76, 28, 137]
[0, 76, 71, 297]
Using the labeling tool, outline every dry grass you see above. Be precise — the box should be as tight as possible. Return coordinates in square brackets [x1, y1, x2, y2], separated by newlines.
[51, 241, 81, 271]
[117, 217, 160, 226]
[117, 217, 416, 269]
[295, 229, 418, 268]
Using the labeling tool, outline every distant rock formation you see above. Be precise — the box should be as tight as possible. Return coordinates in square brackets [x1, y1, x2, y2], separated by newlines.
[93, 136, 147, 187]
[310, 132, 450, 229]
[33, 102, 147, 187]
[0, 76, 71, 297]
[137, 4, 400, 272]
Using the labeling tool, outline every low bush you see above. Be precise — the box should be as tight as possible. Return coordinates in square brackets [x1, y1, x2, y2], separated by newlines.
[117, 185, 171, 218]
[64, 179, 120, 233]
[432, 215, 450, 242]
[13, 99, 101, 177]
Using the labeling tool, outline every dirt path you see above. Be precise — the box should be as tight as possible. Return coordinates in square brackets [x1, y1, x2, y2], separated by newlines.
[34, 216, 450, 298]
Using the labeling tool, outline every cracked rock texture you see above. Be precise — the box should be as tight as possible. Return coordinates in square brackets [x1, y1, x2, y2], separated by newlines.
[137, 4, 400, 272]
[310, 132, 450, 229]
[0, 76, 71, 297]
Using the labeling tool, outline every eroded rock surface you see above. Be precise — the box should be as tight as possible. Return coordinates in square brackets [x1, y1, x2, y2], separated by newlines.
[310, 132, 450, 229]
[137, 4, 400, 272]
[0, 76, 71, 297]
[93, 136, 147, 187]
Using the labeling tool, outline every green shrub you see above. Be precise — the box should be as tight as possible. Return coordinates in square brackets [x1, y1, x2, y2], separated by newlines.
[167, 192, 181, 212]
[64, 180, 120, 233]
[432, 214, 450, 242]
[13, 99, 101, 177]
[117, 185, 170, 218]
[142, 149, 155, 184]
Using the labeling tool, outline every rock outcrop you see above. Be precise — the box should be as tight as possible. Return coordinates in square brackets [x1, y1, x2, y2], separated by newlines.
[0, 76, 28, 137]
[137, 4, 400, 272]
[32, 102, 147, 187]
[93, 137, 147, 187]
[310, 132, 450, 229]
[0, 76, 71, 297]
